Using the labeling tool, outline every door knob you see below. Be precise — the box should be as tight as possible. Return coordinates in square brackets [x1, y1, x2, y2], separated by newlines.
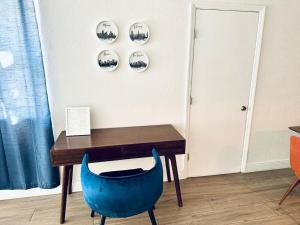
[241, 106, 247, 111]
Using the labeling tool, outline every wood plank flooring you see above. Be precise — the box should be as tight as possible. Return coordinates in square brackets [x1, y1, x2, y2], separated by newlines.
[1, 169, 300, 225]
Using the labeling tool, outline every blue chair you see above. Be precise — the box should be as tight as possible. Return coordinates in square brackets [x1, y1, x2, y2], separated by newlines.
[81, 149, 163, 225]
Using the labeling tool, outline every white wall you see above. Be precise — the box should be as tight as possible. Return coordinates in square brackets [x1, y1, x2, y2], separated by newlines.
[244, 0, 300, 171]
[224, 0, 300, 171]
[1, 0, 300, 200]
[0, 0, 190, 200]
[40, 0, 189, 195]
[43, 0, 300, 176]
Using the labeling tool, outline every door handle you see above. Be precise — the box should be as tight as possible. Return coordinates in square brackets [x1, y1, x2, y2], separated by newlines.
[241, 106, 247, 111]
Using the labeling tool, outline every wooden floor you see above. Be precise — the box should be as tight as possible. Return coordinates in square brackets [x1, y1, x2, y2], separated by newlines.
[2, 169, 300, 225]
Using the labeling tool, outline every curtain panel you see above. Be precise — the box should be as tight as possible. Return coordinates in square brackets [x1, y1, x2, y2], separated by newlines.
[0, 0, 59, 189]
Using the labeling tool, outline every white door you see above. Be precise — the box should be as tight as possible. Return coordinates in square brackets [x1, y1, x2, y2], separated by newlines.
[189, 9, 259, 177]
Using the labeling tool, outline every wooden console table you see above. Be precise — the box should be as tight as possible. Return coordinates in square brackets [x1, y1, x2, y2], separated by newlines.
[51, 124, 186, 224]
[289, 126, 300, 133]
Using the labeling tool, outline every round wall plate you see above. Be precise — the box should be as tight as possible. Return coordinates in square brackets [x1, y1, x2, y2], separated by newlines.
[129, 22, 150, 45]
[129, 51, 149, 72]
[96, 21, 118, 43]
[98, 50, 119, 71]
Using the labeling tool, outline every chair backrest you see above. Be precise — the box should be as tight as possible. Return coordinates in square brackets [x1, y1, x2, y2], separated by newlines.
[290, 136, 300, 179]
[81, 149, 163, 218]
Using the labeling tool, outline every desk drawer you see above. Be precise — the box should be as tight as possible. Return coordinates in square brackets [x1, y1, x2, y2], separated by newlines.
[121, 140, 186, 158]
[51, 140, 185, 166]
[51, 146, 123, 166]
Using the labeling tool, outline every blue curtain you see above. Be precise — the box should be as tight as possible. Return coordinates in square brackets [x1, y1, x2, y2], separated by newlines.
[0, 0, 60, 189]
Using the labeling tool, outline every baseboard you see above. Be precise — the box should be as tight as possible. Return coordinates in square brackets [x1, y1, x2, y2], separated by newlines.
[1, 160, 289, 201]
[245, 159, 290, 173]
[0, 186, 61, 200]
[1, 160, 289, 200]
[0, 170, 186, 200]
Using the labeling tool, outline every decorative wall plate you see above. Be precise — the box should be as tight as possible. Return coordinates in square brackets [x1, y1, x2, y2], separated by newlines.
[96, 21, 118, 43]
[98, 50, 119, 71]
[129, 22, 150, 45]
[129, 51, 149, 72]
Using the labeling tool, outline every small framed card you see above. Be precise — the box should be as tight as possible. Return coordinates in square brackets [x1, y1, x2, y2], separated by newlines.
[65, 107, 91, 136]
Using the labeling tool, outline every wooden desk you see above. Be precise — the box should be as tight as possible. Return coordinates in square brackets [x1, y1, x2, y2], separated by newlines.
[289, 126, 300, 133]
[51, 124, 186, 224]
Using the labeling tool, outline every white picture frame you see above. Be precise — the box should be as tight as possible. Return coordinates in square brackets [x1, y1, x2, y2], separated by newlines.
[65, 107, 91, 136]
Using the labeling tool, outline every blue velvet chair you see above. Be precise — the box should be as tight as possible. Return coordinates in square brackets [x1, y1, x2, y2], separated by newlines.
[81, 149, 163, 225]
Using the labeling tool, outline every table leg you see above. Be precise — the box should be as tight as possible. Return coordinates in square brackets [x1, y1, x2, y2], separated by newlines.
[60, 165, 71, 224]
[165, 156, 172, 182]
[68, 166, 73, 194]
[169, 155, 183, 207]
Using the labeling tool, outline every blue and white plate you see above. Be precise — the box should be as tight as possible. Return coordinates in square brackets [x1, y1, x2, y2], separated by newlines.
[129, 51, 149, 72]
[98, 50, 119, 71]
[129, 22, 150, 45]
[96, 21, 118, 43]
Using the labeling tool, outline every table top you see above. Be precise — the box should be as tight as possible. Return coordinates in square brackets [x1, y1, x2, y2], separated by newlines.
[289, 126, 300, 133]
[53, 124, 185, 151]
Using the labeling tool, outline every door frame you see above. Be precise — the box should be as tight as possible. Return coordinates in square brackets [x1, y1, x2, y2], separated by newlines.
[184, 2, 266, 176]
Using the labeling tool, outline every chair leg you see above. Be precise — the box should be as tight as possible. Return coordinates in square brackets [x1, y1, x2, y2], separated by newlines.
[279, 179, 300, 205]
[148, 208, 157, 225]
[91, 210, 95, 218]
[100, 216, 106, 225]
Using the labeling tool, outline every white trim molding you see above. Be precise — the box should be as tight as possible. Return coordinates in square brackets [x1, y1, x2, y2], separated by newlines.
[0, 161, 187, 200]
[182, 2, 196, 180]
[0, 187, 61, 201]
[246, 159, 290, 173]
[240, 5, 266, 172]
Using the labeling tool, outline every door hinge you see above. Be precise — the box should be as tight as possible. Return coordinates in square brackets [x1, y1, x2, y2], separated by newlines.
[187, 153, 190, 161]
[190, 96, 193, 105]
[194, 29, 197, 39]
